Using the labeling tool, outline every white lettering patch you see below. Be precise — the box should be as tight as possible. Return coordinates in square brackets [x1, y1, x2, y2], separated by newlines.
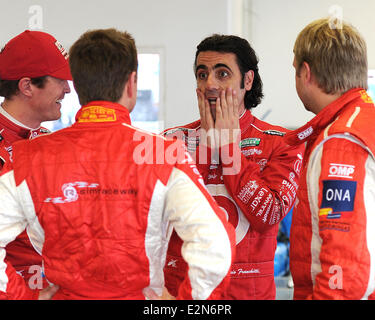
[238, 180, 259, 204]
[328, 163, 355, 179]
[297, 126, 313, 140]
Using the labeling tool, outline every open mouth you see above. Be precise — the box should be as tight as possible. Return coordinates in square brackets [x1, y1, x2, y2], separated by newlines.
[207, 98, 218, 106]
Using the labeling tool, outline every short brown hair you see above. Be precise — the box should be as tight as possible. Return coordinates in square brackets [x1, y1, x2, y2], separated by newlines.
[294, 18, 368, 94]
[69, 28, 138, 105]
[0, 76, 47, 99]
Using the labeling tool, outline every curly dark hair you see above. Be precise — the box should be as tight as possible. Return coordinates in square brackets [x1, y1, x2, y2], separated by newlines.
[194, 34, 263, 109]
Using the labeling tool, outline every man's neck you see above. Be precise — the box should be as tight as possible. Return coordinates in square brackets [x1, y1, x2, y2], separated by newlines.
[309, 87, 342, 115]
[1, 99, 40, 129]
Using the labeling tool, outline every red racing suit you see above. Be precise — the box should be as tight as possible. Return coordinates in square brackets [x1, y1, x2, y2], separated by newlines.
[0, 101, 235, 300]
[162, 110, 304, 299]
[285, 88, 375, 299]
[0, 106, 50, 290]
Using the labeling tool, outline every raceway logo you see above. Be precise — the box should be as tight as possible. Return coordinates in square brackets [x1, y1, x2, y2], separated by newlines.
[44, 181, 100, 204]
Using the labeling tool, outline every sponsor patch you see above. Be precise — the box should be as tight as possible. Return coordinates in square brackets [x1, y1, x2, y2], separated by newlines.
[77, 106, 117, 123]
[360, 90, 373, 104]
[328, 163, 355, 179]
[164, 127, 194, 136]
[319, 180, 356, 231]
[319, 208, 342, 219]
[238, 180, 259, 204]
[241, 148, 262, 157]
[320, 180, 357, 213]
[239, 138, 261, 148]
[40, 128, 51, 134]
[263, 130, 285, 137]
[319, 221, 350, 232]
[55, 41, 69, 59]
[297, 126, 313, 140]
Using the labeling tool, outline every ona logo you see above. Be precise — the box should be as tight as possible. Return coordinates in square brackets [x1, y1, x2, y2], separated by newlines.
[325, 188, 351, 202]
[321, 180, 357, 213]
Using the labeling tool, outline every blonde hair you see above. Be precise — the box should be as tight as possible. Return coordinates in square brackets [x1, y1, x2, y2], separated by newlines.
[294, 18, 368, 94]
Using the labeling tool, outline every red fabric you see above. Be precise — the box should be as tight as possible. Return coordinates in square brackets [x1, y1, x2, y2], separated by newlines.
[1, 101, 235, 299]
[0, 30, 71, 80]
[0, 110, 50, 292]
[162, 110, 304, 299]
[286, 88, 375, 299]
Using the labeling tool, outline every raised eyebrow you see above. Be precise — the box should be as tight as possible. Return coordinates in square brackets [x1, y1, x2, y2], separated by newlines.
[214, 63, 232, 72]
[195, 64, 208, 75]
[195, 63, 232, 74]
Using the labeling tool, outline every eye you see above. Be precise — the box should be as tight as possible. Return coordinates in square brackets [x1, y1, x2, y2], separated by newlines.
[197, 71, 208, 80]
[217, 70, 229, 79]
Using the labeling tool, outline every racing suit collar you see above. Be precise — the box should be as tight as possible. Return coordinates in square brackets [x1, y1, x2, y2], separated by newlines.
[239, 109, 254, 133]
[284, 88, 368, 146]
[75, 100, 132, 125]
[0, 105, 38, 140]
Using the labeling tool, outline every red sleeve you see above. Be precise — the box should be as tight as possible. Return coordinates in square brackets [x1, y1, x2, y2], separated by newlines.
[220, 140, 304, 233]
[0, 259, 38, 300]
[307, 137, 375, 299]
[0, 160, 39, 300]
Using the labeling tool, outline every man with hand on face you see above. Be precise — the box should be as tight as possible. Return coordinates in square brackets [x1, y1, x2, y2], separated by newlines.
[163, 34, 304, 300]
[0, 30, 71, 294]
[285, 18, 375, 300]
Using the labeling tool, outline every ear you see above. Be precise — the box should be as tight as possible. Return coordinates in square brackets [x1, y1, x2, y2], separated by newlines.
[126, 71, 137, 99]
[18, 77, 33, 97]
[300, 61, 313, 84]
[244, 70, 254, 91]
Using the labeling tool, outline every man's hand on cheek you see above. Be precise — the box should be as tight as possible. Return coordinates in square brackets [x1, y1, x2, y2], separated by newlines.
[197, 88, 217, 149]
[215, 88, 241, 147]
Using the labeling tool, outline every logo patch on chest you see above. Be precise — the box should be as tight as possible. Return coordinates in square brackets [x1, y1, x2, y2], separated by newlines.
[239, 138, 260, 148]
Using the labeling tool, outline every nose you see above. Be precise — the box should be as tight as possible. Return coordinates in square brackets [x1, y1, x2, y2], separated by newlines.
[205, 73, 219, 90]
[63, 80, 71, 94]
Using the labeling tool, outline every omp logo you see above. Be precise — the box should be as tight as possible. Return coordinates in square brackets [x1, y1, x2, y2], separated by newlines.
[297, 126, 313, 140]
[328, 163, 355, 179]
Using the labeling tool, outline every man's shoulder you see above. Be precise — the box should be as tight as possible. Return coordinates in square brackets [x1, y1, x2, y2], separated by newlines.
[323, 103, 375, 153]
[330, 103, 375, 132]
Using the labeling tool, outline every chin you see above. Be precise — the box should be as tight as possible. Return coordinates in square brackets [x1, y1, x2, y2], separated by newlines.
[50, 112, 62, 122]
